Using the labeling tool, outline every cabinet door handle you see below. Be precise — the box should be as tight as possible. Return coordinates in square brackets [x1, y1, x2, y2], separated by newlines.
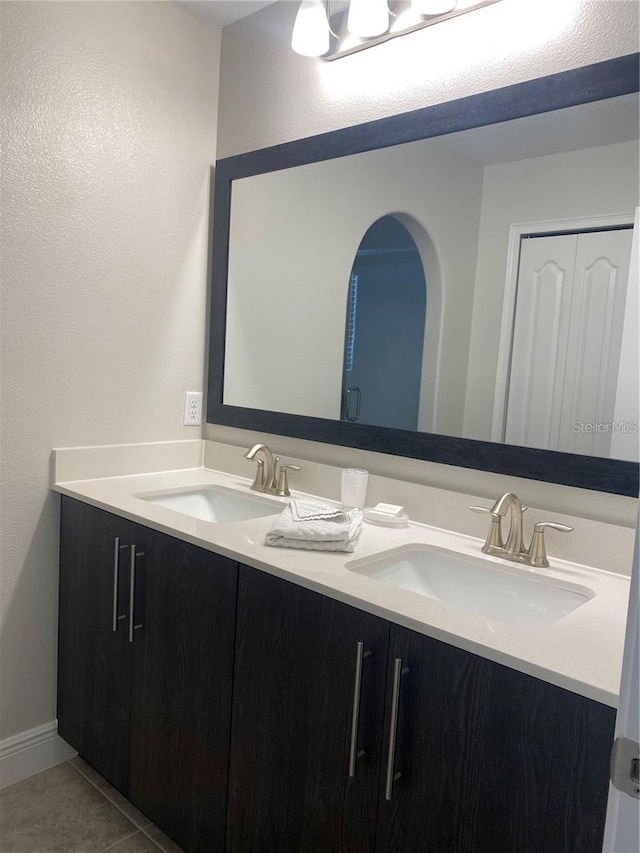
[112, 538, 128, 633]
[385, 657, 409, 801]
[128, 545, 144, 643]
[348, 641, 372, 778]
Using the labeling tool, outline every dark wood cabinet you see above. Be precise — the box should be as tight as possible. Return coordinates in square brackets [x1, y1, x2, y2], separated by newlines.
[58, 497, 136, 793]
[375, 624, 616, 853]
[226, 571, 614, 853]
[128, 530, 237, 852]
[59, 498, 615, 853]
[57, 496, 238, 853]
[227, 565, 389, 853]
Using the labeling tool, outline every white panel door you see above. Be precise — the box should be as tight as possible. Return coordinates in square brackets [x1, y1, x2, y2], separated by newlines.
[559, 229, 633, 455]
[505, 229, 633, 454]
[611, 209, 639, 463]
[505, 234, 576, 448]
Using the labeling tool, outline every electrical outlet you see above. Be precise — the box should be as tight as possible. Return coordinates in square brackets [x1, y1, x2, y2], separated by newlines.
[183, 391, 203, 426]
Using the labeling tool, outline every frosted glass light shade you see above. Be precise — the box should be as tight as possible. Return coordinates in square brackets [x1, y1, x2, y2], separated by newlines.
[347, 0, 389, 38]
[291, 0, 330, 57]
[390, 8, 423, 32]
[411, 0, 457, 14]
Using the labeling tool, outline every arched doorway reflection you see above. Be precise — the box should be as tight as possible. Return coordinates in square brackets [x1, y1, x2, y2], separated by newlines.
[341, 215, 427, 430]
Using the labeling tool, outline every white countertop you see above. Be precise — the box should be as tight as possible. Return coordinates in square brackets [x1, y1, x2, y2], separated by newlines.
[53, 466, 630, 708]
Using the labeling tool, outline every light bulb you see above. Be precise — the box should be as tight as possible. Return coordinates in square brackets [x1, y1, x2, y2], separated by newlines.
[347, 0, 389, 38]
[411, 0, 457, 15]
[291, 0, 330, 57]
[390, 8, 423, 33]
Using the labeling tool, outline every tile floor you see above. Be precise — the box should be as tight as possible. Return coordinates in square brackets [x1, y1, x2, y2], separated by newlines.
[0, 758, 184, 853]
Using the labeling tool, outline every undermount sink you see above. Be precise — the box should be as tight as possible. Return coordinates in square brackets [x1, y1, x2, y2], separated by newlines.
[136, 485, 285, 523]
[347, 545, 594, 628]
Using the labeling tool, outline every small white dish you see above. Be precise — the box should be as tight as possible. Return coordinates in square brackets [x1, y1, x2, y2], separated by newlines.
[363, 507, 410, 528]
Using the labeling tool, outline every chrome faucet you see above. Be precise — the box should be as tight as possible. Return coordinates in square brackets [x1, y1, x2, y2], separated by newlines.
[243, 443, 300, 497]
[470, 492, 573, 568]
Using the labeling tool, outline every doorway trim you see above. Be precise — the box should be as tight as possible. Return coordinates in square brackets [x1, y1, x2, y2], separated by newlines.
[490, 212, 636, 443]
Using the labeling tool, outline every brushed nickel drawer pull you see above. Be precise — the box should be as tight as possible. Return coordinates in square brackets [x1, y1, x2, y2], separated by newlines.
[128, 546, 144, 643]
[385, 657, 409, 801]
[112, 538, 128, 633]
[348, 641, 372, 778]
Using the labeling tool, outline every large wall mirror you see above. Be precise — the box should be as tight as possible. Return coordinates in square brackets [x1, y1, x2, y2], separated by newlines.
[208, 54, 639, 497]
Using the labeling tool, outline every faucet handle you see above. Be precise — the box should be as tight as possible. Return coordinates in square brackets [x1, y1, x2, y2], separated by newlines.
[275, 464, 301, 497]
[527, 521, 573, 568]
[534, 522, 573, 533]
[469, 505, 504, 550]
[248, 457, 266, 492]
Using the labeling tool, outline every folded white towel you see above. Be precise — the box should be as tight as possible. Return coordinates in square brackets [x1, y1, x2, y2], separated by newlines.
[289, 499, 348, 523]
[266, 500, 363, 553]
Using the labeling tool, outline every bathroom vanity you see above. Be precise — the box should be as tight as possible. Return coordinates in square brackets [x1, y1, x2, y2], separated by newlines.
[54, 459, 629, 853]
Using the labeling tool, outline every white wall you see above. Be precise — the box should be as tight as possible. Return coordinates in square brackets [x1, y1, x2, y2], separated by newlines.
[0, 2, 220, 740]
[208, 0, 639, 519]
[225, 137, 484, 434]
[464, 139, 640, 440]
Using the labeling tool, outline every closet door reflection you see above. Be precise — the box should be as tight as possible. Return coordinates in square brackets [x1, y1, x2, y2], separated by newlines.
[340, 216, 426, 430]
[505, 228, 633, 454]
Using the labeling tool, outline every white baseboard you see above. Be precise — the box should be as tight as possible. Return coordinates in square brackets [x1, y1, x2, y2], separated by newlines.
[0, 720, 77, 789]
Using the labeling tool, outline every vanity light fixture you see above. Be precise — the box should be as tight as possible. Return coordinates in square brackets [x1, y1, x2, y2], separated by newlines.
[291, 0, 503, 61]
[291, 0, 332, 57]
[347, 0, 390, 38]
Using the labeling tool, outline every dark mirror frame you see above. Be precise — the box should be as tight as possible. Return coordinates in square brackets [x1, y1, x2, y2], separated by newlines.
[207, 53, 640, 498]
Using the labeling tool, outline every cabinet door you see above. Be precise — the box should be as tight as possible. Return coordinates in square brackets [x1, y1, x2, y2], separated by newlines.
[227, 565, 389, 853]
[376, 625, 616, 853]
[128, 530, 238, 853]
[58, 496, 135, 794]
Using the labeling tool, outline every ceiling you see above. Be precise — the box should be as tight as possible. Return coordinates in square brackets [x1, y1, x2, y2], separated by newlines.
[175, 1, 276, 28]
